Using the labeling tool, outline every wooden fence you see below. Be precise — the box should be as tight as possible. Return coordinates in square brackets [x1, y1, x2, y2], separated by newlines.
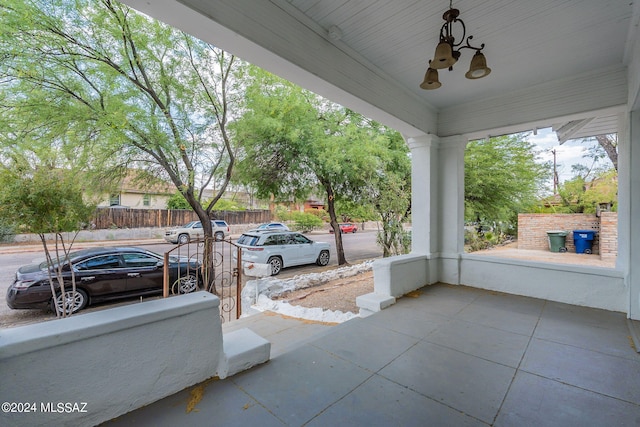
[93, 208, 271, 229]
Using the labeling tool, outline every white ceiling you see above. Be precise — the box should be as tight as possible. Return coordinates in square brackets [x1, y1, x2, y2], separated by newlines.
[124, 0, 637, 137]
[284, 0, 634, 110]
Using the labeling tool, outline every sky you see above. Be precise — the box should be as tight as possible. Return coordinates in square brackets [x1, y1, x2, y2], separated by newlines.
[527, 127, 601, 184]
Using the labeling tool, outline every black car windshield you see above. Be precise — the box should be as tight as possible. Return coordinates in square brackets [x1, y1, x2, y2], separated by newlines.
[37, 249, 86, 270]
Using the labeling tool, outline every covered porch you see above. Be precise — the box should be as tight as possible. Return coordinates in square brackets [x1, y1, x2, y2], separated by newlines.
[107, 0, 640, 424]
[122, 0, 640, 320]
[109, 283, 640, 426]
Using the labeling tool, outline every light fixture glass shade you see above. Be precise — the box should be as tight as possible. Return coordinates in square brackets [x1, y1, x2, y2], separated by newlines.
[431, 41, 457, 69]
[420, 68, 441, 90]
[465, 51, 491, 79]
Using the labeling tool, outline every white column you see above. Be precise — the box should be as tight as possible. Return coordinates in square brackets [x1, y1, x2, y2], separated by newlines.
[437, 136, 467, 256]
[628, 109, 640, 319]
[407, 134, 439, 255]
[435, 136, 467, 284]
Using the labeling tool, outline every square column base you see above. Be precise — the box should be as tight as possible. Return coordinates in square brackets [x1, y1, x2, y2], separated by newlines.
[356, 292, 396, 317]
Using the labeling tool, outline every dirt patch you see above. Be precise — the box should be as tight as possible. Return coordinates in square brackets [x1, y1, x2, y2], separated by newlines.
[273, 270, 374, 314]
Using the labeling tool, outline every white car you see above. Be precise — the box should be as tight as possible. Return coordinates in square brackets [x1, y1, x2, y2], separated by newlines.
[164, 220, 230, 244]
[236, 231, 330, 275]
[247, 222, 290, 232]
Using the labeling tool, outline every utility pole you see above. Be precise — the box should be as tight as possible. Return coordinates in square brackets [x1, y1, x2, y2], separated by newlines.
[551, 149, 558, 194]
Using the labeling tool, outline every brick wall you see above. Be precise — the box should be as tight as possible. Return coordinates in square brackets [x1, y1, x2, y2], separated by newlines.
[517, 213, 614, 255]
[599, 212, 618, 260]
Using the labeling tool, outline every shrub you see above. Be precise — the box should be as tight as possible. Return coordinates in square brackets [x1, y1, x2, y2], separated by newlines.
[0, 220, 15, 243]
[291, 212, 323, 233]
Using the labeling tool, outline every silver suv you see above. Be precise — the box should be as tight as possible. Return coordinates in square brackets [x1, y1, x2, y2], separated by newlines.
[236, 231, 330, 275]
[164, 220, 230, 244]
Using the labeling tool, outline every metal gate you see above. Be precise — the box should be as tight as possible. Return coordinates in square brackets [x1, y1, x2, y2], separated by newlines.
[163, 237, 243, 323]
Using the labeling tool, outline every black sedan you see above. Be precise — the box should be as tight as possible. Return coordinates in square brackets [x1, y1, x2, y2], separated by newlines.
[6, 247, 201, 314]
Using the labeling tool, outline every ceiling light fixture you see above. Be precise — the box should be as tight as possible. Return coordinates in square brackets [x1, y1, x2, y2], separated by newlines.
[420, 0, 491, 90]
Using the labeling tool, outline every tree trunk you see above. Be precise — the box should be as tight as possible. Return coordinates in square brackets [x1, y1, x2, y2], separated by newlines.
[187, 193, 216, 293]
[325, 185, 347, 265]
[595, 135, 618, 172]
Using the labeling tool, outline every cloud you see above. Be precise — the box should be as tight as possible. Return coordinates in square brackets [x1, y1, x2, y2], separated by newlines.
[528, 128, 599, 182]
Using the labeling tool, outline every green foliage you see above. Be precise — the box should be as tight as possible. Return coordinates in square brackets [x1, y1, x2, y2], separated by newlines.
[167, 192, 192, 210]
[335, 201, 377, 222]
[373, 174, 412, 257]
[0, 166, 95, 234]
[232, 67, 411, 264]
[304, 208, 328, 221]
[212, 199, 245, 211]
[274, 205, 292, 221]
[376, 225, 411, 257]
[0, 220, 16, 243]
[465, 135, 551, 236]
[554, 169, 617, 214]
[290, 212, 323, 233]
[464, 228, 511, 252]
[0, 0, 244, 241]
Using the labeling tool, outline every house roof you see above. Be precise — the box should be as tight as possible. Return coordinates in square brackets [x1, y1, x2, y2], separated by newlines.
[119, 170, 174, 195]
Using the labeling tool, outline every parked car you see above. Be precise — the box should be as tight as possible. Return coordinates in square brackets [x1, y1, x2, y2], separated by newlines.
[6, 247, 201, 314]
[235, 231, 330, 275]
[329, 223, 358, 234]
[248, 222, 290, 232]
[164, 220, 230, 244]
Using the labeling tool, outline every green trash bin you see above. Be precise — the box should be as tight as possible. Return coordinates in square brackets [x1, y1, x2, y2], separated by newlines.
[546, 230, 568, 253]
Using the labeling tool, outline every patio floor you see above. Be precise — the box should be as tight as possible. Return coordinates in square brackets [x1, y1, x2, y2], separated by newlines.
[106, 283, 640, 426]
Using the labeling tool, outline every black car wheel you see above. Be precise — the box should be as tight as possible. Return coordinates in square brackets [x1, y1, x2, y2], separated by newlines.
[172, 274, 199, 294]
[267, 256, 283, 276]
[52, 288, 88, 315]
[316, 250, 330, 266]
[214, 231, 224, 241]
[178, 234, 190, 244]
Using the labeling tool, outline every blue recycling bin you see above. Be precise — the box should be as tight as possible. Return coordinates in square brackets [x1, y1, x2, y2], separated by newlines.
[573, 230, 596, 254]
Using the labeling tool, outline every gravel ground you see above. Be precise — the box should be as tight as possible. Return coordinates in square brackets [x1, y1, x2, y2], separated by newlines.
[272, 270, 373, 314]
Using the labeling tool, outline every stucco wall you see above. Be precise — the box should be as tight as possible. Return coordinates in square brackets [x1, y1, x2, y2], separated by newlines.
[0, 292, 223, 427]
[460, 255, 626, 313]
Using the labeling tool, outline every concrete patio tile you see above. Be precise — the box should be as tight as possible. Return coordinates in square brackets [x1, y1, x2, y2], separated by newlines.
[424, 318, 531, 368]
[230, 344, 372, 426]
[379, 341, 515, 424]
[223, 312, 336, 359]
[306, 374, 489, 427]
[107, 377, 283, 427]
[362, 304, 451, 339]
[392, 284, 481, 317]
[521, 338, 640, 404]
[535, 302, 636, 360]
[224, 312, 311, 337]
[267, 322, 335, 358]
[495, 371, 640, 427]
[457, 291, 545, 336]
[310, 318, 420, 371]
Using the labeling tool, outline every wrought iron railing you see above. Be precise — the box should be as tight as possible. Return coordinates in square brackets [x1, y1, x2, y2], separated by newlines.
[163, 237, 243, 323]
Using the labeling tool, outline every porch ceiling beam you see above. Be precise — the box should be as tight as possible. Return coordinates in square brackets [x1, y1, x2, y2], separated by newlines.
[552, 118, 594, 145]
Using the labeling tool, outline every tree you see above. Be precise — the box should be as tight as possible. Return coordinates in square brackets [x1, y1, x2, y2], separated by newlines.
[166, 191, 193, 210]
[465, 135, 551, 234]
[233, 68, 404, 265]
[553, 169, 617, 214]
[374, 174, 411, 257]
[0, 163, 95, 317]
[594, 134, 617, 172]
[1, 0, 246, 290]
